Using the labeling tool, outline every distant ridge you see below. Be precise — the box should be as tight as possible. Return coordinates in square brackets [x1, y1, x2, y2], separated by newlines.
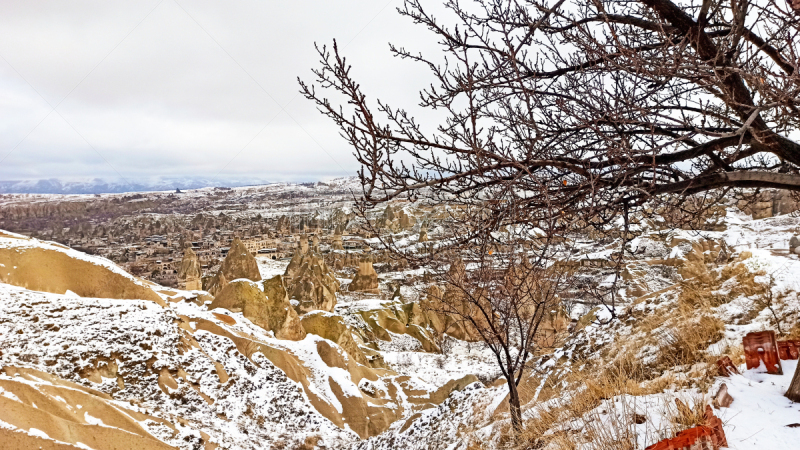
[0, 177, 277, 194]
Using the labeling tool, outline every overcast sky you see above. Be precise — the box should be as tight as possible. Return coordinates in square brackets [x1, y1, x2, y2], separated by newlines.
[0, 0, 443, 183]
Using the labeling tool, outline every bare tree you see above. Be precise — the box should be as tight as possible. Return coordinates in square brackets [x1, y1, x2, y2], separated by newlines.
[422, 223, 572, 432]
[302, 0, 800, 414]
[302, 0, 800, 231]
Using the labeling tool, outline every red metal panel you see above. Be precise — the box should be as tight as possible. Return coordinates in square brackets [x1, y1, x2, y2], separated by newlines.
[715, 356, 739, 377]
[777, 340, 800, 360]
[645, 406, 727, 450]
[743, 331, 783, 375]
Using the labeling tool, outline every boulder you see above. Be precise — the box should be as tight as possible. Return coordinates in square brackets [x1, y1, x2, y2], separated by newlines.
[349, 256, 379, 293]
[210, 279, 305, 340]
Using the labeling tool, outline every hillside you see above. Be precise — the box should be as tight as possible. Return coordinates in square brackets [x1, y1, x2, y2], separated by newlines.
[1, 202, 800, 449]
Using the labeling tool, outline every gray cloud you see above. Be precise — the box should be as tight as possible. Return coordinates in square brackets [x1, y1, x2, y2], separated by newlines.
[0, 0, 444, 183]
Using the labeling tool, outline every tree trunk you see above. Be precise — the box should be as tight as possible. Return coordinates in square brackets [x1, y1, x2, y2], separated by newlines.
[507, 377, 523, 433]
[786, 360, 800, 402]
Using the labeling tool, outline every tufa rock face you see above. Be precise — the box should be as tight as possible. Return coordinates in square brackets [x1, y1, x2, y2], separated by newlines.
[418, 227, 429, 243]
[396, 209, 414, 229]
[221, 237, 262, 282]
[332, 234, 344, 250]
[384, 205, 395, 222]
[177, 246, 202, 291]
[300, 311, 368, 366]
[284, 251, 340, 314]
[207, 237, 261, 296]
[0, 238, 163, 303]
[210, 278, 306, 340]
[348, 256, 379, 293]
[376, 204, 415, 231]
[738, 189, 800, 219]
[298, 235, 309, 255]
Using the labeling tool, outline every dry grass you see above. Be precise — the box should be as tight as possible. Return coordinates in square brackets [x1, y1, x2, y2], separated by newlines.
[510, 257, 758, 450]
[654, 315, 724, 372]
[715, 338, 745, 367]
[519, 354, 676, 450]
[290, 436, 320, 450]
[665, 396, 707, 431]
[518, 356, 710, 450]
[786, 322, 800, 340]
[678, 262, 765, 309]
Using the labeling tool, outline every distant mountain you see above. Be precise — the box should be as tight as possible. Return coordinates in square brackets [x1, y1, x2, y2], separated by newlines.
[0, 177, 277, 194]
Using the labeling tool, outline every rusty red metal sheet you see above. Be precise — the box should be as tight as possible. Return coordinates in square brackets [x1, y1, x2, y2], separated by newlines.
[716, 356, 739, 377]
[777, 340, 800, 360]
[645, 406, 727, 450]
[743, 331, 783, 375]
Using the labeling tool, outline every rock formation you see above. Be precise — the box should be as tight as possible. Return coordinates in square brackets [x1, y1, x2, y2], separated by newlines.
[418, 225, 429, 242]
[276, 215, 289, 232]
[0, 235, 163, 303]
[301, 311, 368, 365]
[210, 278, 306, 340]
[207, 237, 262, 296]
[738, 189, 800, 219]
[375, 204, 415, 231]
[334, 223, 345, 236]
[332, 234, 344, 250]
[384, 205, 395, 222]
[349, 256, 380, 293]
[396, 209, 414, 229]
[284, 249, 340, 314]
[177, 246, 202, 290]
[298, 234, 309, 254]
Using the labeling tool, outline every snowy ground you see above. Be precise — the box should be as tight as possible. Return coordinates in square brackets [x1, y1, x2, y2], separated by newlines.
[721, 359, 800, 448]
[255, 257, 289, 280]
[381, 339, 501, 386]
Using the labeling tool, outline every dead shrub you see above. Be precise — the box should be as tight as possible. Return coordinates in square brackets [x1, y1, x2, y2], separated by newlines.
[787, 321, 800, 340]
[678, 262, 766, 309]
[666, 396, 707, 432]
[291, 436, 320, 450]
[655, 315, 723, 372]
[519, 350, 671, 450]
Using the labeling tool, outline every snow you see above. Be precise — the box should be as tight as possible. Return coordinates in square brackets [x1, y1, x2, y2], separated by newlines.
[0, 385, 21, 402]
[0, 282, 357, 450]
[381, 340, 499, 387]
[27, 428, 49, 439]
[84, 412, 105, 427]
[720, 359, 800, 448]
[256, 257, 289, 280]
[8, 189, 800, 449]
